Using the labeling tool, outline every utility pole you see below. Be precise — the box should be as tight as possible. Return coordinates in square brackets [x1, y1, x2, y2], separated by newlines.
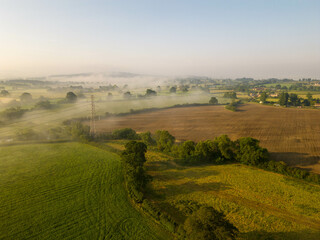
[90, 95, 96, 137]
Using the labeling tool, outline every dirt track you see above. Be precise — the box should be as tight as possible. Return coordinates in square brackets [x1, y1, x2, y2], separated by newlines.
[95, 104, 320, 173]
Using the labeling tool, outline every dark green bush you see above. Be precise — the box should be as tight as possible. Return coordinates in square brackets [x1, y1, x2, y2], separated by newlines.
[183, 206, 238, 240]
[112, 128, 139, 140]
[34, 100, 53, 109]
[154, 130, 175, 152]
[121, 141, 149, 203]
[1, 107, 27, 120]
[139, 131, 156, 146]
[67, 121, 91, 141]
[235, 137, 269, 165]
[209, 97, 218, 104]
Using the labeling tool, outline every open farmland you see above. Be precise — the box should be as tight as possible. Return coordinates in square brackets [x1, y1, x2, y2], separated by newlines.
[0, 142, 170, 240]
[0, 91, 216, 140]
[146, 159, 320, 240]
[95, 103, 320, 173]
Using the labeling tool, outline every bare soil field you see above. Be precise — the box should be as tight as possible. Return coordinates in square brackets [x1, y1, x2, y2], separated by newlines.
[95, 104, 320, 173]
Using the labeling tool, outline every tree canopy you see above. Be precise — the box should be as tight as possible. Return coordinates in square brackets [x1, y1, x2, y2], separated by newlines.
[0, 90, 9, 96]
[20, 92, 32, 102]
[66, 92, 77, 103]
[209, 97, 218, 105]
[235, 137, 269, 165]
[183, 206, 238, 240]
[170, 87, 177, 93]
[145, 89, 157, 97]
[260, 92, 267, 103]
[112, 128, 139, 140]
[121, 141, 149, 202]
[139, 131, 156, 146]
[155, 130, 175, 152]
[278, 92, 289, 106]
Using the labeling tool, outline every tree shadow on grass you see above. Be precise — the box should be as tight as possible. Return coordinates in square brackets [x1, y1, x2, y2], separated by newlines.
[240, 229, 320, 240]
[146, 160, 180, 172]
[154, 180, 231, 199]
[269, 152, 320, 167]
[149, 165, 220, 182]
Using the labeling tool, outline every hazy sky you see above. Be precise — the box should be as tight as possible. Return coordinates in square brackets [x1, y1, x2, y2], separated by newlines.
[0, 0, 319, 78]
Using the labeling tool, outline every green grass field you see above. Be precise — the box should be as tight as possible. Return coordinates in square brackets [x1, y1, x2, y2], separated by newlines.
[0, 142, 170, 239]
[146, 158, 320, 240]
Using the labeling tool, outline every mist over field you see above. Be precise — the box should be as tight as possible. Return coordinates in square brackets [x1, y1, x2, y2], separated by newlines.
[1, 1, 320, 240]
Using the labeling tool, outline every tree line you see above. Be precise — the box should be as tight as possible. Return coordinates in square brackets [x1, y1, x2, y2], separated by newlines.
[117, 129, 320, 239]
[150, 130, 320, 184]
[121, 140, 238, 240]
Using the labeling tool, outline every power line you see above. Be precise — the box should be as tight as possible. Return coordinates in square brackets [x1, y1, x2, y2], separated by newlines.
[90, 95, 96, 137]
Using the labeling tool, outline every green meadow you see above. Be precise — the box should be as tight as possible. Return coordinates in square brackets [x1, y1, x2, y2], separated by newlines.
[145, 153, 320, 240]
[0, 142, 170, 240]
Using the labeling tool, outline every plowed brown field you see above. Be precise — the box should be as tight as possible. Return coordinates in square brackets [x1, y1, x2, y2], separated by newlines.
[95, 104, 320, 173]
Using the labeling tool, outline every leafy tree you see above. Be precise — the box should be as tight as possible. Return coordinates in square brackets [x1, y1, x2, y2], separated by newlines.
[66, 92, 77, 103]
[20, 92, 32, 102]
[302, 99, 310, 106]
[121, 141, 150, 202]
[179, 140, 196, 159]
[306, 92, 313, 101]
[112, 128, 138, 140]
[225, 101, 238, 111]
[154, 130, 175, 152]
[139, 131, 156, 146]
[209, 97, 218, 105]
[146, 89, 157, 97]
[213, 135, 234, 161]
[194, 140, 220, 163]
[183, 206, 238, 240]
[169, 87, 177, 93]
[35, 100, 52, 109]
[0, 90, 9, 96]
[289, 93, 299, 106]
[278, 92, 289, 106]
[1, 107, 26, 120]
[234, 137, 269, 165]
[260, 92, 267, 103]
[122, 141, 147, 168]
[68, 121, 91, 141]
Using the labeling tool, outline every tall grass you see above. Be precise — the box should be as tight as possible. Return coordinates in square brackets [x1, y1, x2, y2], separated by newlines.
[146, 157, 320, 240]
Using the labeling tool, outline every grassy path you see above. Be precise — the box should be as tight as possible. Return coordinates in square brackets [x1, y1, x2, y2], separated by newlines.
[0, 142, 170, 239]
